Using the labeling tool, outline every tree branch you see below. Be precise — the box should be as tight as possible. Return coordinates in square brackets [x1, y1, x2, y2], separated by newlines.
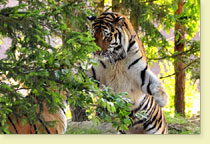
[159, 59, 197, 79]
[148, 45, 199, 61]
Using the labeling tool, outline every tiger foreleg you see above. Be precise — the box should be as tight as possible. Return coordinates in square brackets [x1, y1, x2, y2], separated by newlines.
[141, 70, 168, 107]
[128, 60, 168, 107]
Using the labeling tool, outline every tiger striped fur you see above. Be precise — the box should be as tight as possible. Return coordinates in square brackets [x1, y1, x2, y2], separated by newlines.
[87, 12, 168, 134]
[3, 98, 68, 134]
[0, 75, 68, 134]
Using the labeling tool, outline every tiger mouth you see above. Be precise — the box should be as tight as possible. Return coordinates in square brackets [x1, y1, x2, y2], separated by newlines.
[97, 49, 127, 64]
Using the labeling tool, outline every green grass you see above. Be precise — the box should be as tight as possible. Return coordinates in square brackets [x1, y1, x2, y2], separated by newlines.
[64, 112, 200, 134]
[168, 127, 200, 134]
[164, 112, 200, 134]
[65, 127, 106, 134]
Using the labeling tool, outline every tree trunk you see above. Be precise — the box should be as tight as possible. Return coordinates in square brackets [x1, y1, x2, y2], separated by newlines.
[112, 0, 120, 12]
[130, 8, 139, 32]
[120, 0, 130, 16]
[174, 0, 185, 116]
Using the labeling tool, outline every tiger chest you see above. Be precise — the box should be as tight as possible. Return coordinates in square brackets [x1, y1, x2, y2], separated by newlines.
[96, 62, 143, 106]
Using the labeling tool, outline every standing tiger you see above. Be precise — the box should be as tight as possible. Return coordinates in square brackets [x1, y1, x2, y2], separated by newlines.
[87, 12, 168, 134]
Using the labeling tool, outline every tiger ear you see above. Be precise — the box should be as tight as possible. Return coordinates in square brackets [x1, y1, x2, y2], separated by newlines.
[87, 16, 96, 22]
[115, 16, 125, 27]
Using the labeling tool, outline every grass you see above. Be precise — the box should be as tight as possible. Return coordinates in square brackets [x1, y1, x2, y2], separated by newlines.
[164, 112, 200, 134]
[64, 112, 200, 134]
[65, 127, 105, 134]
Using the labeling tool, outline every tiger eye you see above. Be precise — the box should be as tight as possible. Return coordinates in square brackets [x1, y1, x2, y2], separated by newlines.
[108, 37, 112, 42]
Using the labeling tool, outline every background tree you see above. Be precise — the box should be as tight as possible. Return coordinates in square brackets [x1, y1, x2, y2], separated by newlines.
[112, 0, 120, 12]
[93, 0, 104, 16]
[0, 0, 132, 133]
[62, 0, 90, 122]
[174, 0, 185, 116]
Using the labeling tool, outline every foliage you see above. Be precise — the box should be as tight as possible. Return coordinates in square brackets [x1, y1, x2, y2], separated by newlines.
[159, 60, 200, 117]
[0, 0, 132, 133]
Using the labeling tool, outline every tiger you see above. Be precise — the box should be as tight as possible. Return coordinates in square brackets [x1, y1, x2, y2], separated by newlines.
[87, 12, 168, 134]
[0, 97, 68, 134]
[0, 76, 68, 134]
[3, 100, 68, 134]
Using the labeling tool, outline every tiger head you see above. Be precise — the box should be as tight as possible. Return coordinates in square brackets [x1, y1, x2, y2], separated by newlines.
[88, 12, 140, 63]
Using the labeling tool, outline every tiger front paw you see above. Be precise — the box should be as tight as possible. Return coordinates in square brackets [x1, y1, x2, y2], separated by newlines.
[152, 84, 169, 107]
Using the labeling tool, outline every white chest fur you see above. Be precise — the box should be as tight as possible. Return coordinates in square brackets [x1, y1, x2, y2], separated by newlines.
[95, 58, 144, 109]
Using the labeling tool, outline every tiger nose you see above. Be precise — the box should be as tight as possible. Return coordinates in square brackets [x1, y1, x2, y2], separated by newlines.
[96, 39, 108, 52]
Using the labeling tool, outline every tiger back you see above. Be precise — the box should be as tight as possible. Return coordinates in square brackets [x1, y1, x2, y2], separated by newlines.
[0, 75, 68, 134]
[88, 12, 168, 134]
[2, 98, 68, 134]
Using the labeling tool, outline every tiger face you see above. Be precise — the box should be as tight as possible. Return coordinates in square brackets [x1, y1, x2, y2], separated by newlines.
[88, 12, 132, 63]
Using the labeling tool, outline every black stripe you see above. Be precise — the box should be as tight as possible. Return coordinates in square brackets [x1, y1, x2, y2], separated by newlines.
[147, 97, 157, 119]
[146, 97, 154, 114]
[133, 95, 148, 113]
[1, 130, 6, 134]
[56, 130, 58, 134]
[8, 116, 18, 134]
[93, 21, 103, 26]
[39, 119, 51, 134]
[132, 119, 145, 126]
[147, 79, 152, 95]
[124, 22, 128, 29]
[61, 107, 66, 115]
[128, 57, 142, 70]
[157, 118, 162, 130]
[162, 128, 165, 134]
[118, 31, 122, 44]
[143, 118, 153, 130]
[100, 25, 108, 29]
[114, 33, 118, 40]
[101, 12, 115, 20]
[103, 17, 114, 22]
[146, 122, 157, 132]
[128, 111, 134, 118]
[151, 108, 159, 123]
[99, 60, 106, 69]
[33, 124, 38, 134]
[150, 114, 160, 132]
[141, 65, 148, 87]
[134, 50, 139, 54]
[111, 42, 118, 45]
[146, 98, 157, 117]
[0, 123, 7, 134]
[156, 109, 162, 123]
[114, 45, 122, 50]
[143, 103, 156, 129]
[127, 41, 136, 52]
[91, 66, 96, 80]
[118, 130, 126, 134]
[141, 97, 150, 112]
[108, 23, 114, 32]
